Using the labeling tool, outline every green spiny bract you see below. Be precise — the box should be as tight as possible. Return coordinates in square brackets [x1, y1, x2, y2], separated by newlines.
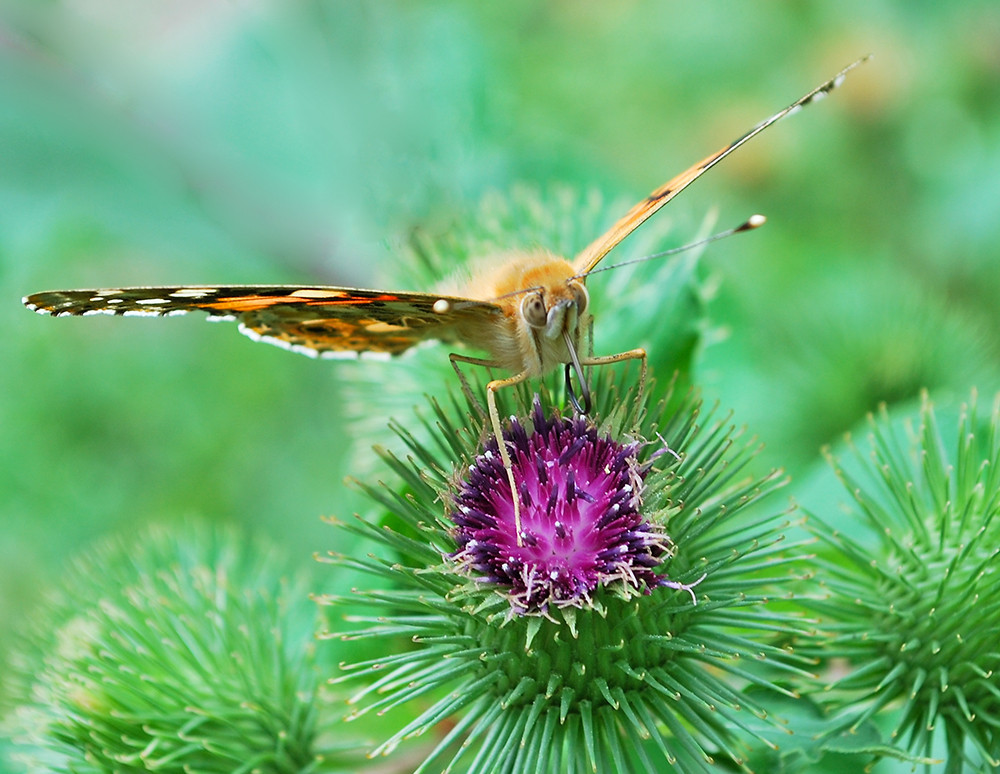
[319, 373, 814, 773]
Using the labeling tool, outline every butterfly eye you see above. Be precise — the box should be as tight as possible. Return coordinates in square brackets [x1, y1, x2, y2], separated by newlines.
[568, 281, 589, 316]
[521, 293, 548, 329]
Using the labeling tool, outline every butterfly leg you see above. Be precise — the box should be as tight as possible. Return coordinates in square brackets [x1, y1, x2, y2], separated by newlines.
[449, 352, 529, 546]
[580, 347, 648, 395]
[486, 369, 531, 546]
[448, 352, 499, 414]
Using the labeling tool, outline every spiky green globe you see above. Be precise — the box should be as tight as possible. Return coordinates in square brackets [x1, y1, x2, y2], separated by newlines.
[809, 391, 1000, 771]
[5, 524, 325, 774]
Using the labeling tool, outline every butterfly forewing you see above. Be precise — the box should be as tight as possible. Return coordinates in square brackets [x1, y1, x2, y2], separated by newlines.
[24, 286, 502, 358]
[572, 56, 869, 276]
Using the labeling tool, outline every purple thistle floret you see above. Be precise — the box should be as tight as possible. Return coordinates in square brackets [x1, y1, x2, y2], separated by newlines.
[452, 399, 674, 615]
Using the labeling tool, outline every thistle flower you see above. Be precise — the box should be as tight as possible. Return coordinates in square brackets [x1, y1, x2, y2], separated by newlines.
[319, 373, 813, 773]
[808, 390, 1000, 771]
[4, 524, 332, 774]
[451, 399, 688, 615]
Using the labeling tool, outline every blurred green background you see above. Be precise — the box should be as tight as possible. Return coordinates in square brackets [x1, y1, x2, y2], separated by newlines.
[2, 0, 999, 725]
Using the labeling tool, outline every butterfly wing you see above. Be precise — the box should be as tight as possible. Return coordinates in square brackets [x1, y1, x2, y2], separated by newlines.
[572, 57, 868, 276]
[23, 286, 502, 359]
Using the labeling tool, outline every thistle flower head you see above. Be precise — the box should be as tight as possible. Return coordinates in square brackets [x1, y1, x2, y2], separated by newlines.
[320, 374, 811, 773]
[452, 399, 678, 614]
[808, 390, 1000, 770]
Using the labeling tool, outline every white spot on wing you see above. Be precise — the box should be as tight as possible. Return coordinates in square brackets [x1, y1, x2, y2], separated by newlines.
[235, 322, 405, 361]
[238, 323, 321, 359]
[170, 288, 216, 298]
[291, 343, 322, 358]
[122, 310, 163, 317]
[136, 298, 171, 305]
[239, 324, 264, 342]
[207, 314, 237, 323]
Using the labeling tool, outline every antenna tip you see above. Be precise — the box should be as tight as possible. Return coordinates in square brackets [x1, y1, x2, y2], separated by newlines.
[741, 213, 767, 231]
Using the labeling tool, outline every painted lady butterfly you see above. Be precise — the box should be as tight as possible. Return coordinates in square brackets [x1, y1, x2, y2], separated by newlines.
[24, 58, 867, 535]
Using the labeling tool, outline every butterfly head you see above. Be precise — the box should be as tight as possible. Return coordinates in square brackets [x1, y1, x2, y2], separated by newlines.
[519, 277, 593, 412]
[519, 278, 589, 344]
[504, 258, 592, 381]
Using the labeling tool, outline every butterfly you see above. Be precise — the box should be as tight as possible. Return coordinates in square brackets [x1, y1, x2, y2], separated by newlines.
[24, 57, 867, 538]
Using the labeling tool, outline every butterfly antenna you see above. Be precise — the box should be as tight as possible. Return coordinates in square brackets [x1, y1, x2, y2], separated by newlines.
[575, 213, 766, 280]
